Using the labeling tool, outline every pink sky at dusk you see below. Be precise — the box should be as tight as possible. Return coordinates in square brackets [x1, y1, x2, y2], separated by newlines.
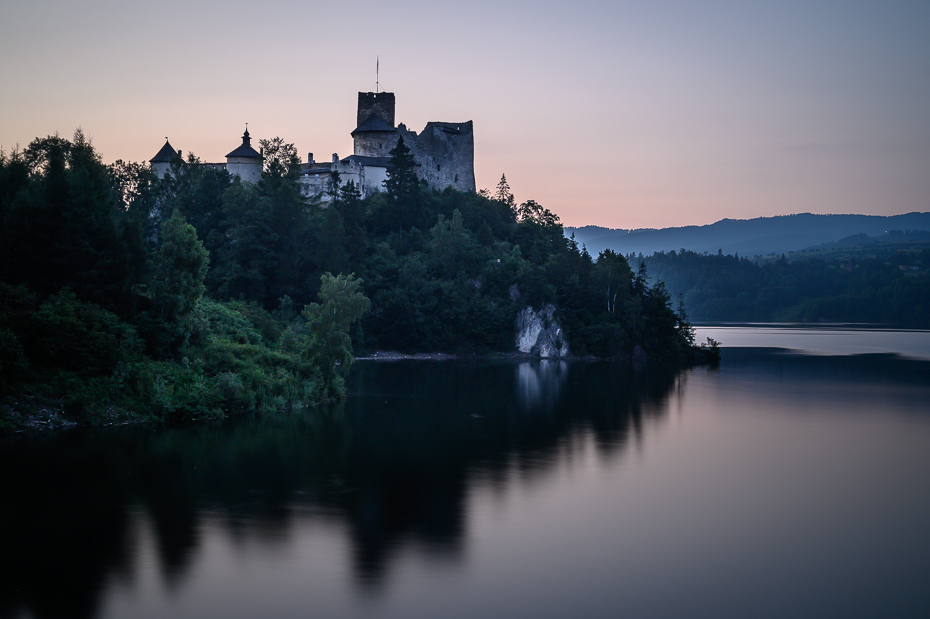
[1, 0, 928, 229]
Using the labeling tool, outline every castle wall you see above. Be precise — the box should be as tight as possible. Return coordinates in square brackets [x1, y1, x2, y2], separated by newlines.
[354, 132, 397, 158]
[299, 170, 331, 200]
[296, 159, 388, 202]
[152, 162, 171, 178]
[358, 163, 388, 194]
[350, 121, 475, 194]
[405, 121, 475, 193]
[226, 157, 261, 184]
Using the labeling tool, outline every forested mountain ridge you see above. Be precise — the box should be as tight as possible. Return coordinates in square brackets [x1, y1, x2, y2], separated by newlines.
[568, 212, 930, 259]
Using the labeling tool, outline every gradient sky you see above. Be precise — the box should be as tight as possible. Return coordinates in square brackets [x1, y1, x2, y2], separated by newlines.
[2, 0, 928, 228]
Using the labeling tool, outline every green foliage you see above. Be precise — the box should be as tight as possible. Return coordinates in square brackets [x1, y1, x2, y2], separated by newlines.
[194, 298, 264, 345]
[494, 174, 515, 209]
[644, 249, 930, 327]
[259, 137, 300, 179]
[150, 210, 209, 321]
[384, 136, 418, 205]
[0, 131, 143, 315]
[0, 326, 28, 375]
[133, 209, 210, 357]
[28, 290, 144, 375]
[302, 273, 371, 401]
[0, 129, 707, 429]
[148, 358, 222, 420]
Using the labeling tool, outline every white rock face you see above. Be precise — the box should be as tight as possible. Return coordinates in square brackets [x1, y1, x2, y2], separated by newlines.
[515, 304, 570, 358]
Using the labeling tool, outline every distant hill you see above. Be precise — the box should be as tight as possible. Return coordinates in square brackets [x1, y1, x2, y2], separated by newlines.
[566, 213, 930, 259]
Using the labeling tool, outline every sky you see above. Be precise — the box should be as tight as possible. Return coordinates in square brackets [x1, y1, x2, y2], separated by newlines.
[1, 0, 928, 229]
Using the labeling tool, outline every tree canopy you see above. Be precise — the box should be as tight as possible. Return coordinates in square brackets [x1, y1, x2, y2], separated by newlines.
[1, 129, 705, 431]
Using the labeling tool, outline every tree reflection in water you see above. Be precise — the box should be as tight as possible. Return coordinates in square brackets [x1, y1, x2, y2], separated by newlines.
[0, 360, 679, 619]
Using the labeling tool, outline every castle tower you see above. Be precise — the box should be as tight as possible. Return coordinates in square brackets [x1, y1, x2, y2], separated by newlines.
[150, 138, 180, 178]
[357, 91, 395, 127]
[225, 127, 262, 183]
[352, 92, 398, 158]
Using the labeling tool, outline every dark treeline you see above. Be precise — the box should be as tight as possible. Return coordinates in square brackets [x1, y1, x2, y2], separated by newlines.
[1, 130, 702, 429]
[642, 249, 930, 326]
[0, 131, 369, 427]
[151, 143, 695, 360]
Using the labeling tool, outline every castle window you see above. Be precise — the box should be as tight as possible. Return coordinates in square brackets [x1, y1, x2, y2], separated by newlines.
[437, 164, 441, 171]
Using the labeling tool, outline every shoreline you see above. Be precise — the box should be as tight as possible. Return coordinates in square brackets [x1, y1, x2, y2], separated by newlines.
[3, 347, 717, 435]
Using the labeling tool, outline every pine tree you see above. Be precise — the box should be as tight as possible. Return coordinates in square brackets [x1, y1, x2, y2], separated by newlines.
[384, 136, 417, 203]
[494, 174, 515, 209]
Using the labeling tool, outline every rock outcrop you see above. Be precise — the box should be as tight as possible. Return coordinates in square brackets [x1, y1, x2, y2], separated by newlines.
[515, 304, 570, 358]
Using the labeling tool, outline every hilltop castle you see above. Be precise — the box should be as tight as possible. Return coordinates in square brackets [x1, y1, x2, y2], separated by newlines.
[150, 91, 475, 200]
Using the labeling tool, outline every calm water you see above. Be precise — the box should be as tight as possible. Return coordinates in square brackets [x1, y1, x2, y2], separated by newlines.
[695, 324, 930, 359]
[3, 330, 930, 619]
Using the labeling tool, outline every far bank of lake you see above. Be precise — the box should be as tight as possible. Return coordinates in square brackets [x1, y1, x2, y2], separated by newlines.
[696, 323, 930, 359]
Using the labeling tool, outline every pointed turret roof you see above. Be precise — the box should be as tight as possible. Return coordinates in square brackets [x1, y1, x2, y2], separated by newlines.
[226, 127, 261, 159]
[150, 138, 178, 163]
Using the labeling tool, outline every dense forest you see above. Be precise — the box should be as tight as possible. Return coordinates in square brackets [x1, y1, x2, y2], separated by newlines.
[641, 248, 930, 326]
[0, 131, 705, 430]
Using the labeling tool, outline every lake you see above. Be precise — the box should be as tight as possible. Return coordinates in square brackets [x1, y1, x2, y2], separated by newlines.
[2, 328, 930, 619]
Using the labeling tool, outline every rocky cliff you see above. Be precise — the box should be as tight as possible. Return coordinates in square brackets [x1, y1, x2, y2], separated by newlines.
[515, 304, 570, 358]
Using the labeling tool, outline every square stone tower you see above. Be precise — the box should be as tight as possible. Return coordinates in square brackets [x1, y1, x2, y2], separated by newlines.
[357, 92, 395, 127]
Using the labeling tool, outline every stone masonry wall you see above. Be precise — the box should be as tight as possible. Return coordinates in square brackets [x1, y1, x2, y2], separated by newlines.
[405, 122, 475, 193]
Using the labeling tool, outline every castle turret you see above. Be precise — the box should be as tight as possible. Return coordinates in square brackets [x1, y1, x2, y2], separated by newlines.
[225, 127, 262, 183]
[150, 138, 180, 178]
[351, 92, 399, 157]
[351, 114, 398, 158]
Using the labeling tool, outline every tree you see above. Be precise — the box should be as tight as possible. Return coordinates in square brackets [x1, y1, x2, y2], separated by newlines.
[515, 199, 560, 228]
[0, 130, 142, 314]
[677, 293, 695, 346]
[495, 174, 515, 209]
[334, 181, 366, 270]
[211, 182, 276, 303]
[633, 260, 649, 296]
[302, 273, 371, 400]
[328, 169, 342, 203]
[428, 209, 475, 278]
[138, 209, 209, 355]
[149, 210, 209, 322]
[596, 249, 631, 315]
[384, 136, 418, 204]
[259, 137, 300, 179]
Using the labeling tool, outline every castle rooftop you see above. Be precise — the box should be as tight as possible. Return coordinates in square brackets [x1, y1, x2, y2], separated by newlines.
[150, 139, 178, 163]
[226, 128, 261, 159]
[351, 114, 395, 136]
[342, 154, 393, 167]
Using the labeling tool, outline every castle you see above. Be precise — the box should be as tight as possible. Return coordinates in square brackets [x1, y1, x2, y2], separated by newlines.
[150, 91, 476, 200]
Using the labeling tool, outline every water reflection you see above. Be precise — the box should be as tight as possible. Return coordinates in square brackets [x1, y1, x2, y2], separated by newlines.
[516, 360, 569, 412]
[0, 360, 677, 619]
[7, 352, 927, 619]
